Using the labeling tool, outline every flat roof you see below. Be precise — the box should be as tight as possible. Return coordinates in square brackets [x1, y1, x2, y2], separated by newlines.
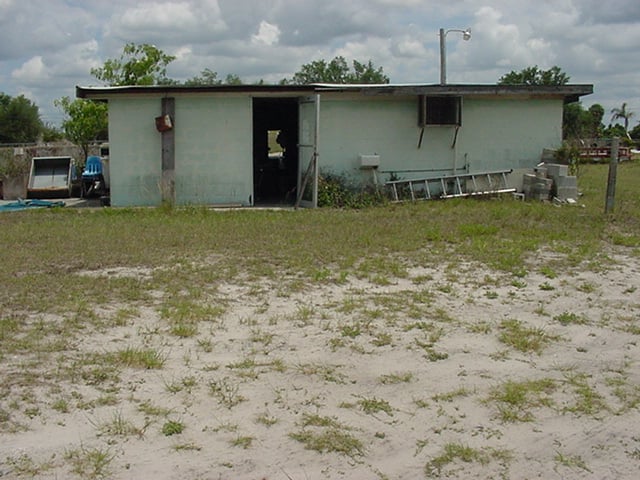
[76, 83, 593, 103]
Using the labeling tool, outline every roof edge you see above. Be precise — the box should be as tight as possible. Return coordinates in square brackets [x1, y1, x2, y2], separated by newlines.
[76, 83, 594, 100]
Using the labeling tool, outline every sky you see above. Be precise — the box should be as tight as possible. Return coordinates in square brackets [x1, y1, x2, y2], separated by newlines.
[1, 0, 639, 129]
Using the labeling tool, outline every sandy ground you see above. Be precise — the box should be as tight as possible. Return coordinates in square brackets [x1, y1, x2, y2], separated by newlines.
[1, 249, 639, 479]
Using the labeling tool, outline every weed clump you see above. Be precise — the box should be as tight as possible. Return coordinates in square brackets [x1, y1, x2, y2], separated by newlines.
[317, 173, 386, 208]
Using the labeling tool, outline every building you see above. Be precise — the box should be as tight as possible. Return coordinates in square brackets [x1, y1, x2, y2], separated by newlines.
[76, 83, 593, 207]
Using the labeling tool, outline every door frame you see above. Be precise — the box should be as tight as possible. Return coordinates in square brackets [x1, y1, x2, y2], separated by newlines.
[296, 94, 320, 208]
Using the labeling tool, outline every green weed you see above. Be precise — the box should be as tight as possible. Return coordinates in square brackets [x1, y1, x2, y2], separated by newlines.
[378, 372, 413, 385]
[356, 396, 394, 416]
[64, 445, 114, 480]
[553, 311, 588, 325]
[498, 319, 555, 354]
[487, 378, 556, 422]
[162, 420, 185, 436]
[425, 443, 512, 477]
[113, 346, 166, 369]
[290, 413, 364, 457]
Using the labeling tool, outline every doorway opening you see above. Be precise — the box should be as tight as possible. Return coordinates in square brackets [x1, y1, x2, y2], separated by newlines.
[253, 98, 299, 205]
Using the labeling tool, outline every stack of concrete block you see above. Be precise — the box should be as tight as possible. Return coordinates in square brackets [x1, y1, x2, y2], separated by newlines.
[521, 163, 578, 202]
[522, 166, 553, 201]
[545, 163, 578, 202]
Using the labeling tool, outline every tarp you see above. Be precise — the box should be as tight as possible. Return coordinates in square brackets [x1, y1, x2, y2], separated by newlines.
[0, 199, 65, 212]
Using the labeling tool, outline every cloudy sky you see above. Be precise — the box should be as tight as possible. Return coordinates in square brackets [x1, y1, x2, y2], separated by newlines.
[1, 0, 639, 128]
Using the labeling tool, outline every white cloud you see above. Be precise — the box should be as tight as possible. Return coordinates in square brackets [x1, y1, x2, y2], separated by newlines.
[251, 21, 281, 46]
[106, 0, 227, 45]
[12, 56, 48, 84]
[0, 0, 639, 126]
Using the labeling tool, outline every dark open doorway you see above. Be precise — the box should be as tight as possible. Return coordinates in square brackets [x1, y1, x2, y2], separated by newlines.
[253, 98, 299, 205]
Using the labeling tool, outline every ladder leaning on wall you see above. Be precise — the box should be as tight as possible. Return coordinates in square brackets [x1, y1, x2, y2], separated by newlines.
[386, 170, 515, 202]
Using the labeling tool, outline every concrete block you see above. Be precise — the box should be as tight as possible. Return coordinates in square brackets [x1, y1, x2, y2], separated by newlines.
[555, 186, 578, 200]
[545, 163, 569, 180]
[535, 177, 553, 188]
[534, 166, 547, 178]
[555, 176, 577, 188]
[541, 149, 557, 163]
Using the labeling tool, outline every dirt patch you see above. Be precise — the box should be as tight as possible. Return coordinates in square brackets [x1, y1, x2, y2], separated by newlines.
[1, 252, 639, 479]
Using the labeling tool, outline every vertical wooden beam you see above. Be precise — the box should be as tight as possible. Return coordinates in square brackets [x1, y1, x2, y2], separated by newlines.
[161, 97, 175, 205]
[605, 137, 619, 214]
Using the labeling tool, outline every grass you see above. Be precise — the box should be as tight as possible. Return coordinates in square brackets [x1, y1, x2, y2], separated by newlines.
[112, 346, 166, 369]
[162, 419, 185, 436]
[5, 453, 54, 476]
[95, 411, 147, 438]
[355, 396, 394, 416]
[562, 372, 608, 416]
[498, 319, 556, 354]
[553, 311, 588, 325]
[230, 435, 254, 449]
[378, 372, 413, 384]
[209, 377, 246, 408]
[64, 445, 114, 480]
[1, 162, 640, 477]
[487, 378, 556, 422]
[425, 442, 512, 477]
[290, 414, 364, 457]
[554, 451, 592, 473]
[2, 164, 638, 309]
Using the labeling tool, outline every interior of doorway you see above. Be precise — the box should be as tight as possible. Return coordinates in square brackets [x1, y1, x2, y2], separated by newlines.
[253, 98, 299, 205]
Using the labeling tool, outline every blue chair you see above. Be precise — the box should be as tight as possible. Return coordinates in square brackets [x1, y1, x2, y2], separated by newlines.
[81, 156, 105, 197]
[82, 156, 103, 177]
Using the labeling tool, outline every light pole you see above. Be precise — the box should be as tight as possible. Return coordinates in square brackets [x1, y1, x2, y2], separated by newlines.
[439, 27, 471, 85]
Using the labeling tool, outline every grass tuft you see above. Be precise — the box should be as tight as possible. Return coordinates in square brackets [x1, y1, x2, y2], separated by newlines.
[498, 319, 556, 354]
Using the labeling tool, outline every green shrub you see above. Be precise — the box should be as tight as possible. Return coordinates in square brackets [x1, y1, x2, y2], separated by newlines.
[317, 173, 386, 208]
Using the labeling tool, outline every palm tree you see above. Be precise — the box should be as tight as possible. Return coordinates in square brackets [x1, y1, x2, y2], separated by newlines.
[610, 102, 635, 139]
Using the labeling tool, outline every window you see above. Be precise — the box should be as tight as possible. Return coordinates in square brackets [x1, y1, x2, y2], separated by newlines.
[418, 95, 462, 126]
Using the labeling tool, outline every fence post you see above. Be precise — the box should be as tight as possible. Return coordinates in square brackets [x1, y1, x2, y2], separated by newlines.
[604, 137, 619, 214]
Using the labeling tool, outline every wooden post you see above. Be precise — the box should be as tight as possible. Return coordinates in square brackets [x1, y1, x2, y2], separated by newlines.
[161, 97, 175, 206]
[604, 137, 619, 214]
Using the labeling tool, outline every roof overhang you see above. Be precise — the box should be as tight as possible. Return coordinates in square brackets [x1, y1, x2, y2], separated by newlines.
[76, 84, 316, 100]
[76, 83, 593, 103]
[312, 83, 593, 103]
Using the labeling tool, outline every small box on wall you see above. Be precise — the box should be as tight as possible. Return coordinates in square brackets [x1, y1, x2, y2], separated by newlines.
[359, 154, 380, 168]
[155, 114, 173, 132]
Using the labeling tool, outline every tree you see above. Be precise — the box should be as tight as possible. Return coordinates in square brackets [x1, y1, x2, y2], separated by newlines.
[287, 56, 390, 84]
[562, 102, 585, 140]
[629, 122, 640, 143]
[561, 103, 605, 140]
[184, 68, 222, 86]
[602, 123, 628, 139]
[184, 69, 244, 86]
[610, 102, 635, 139]
[498, 65, 569, 86]
[54, 97, 108, 161]
[0, 93, 43, 143]
[41, 123, 63, 143]
[587, 104, 604, 137]
[224, 73, 243, 85]
[90, 43, 176, 86]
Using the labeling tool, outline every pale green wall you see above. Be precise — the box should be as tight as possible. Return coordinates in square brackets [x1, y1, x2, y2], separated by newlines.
[316, 94, 563, 184]
[108, 98, 162, 206]
[107, 95, 253, 206]
[175, 96, 252, 205]
[106, 92, 564, 206]
[458, 98, 563, 172]
[318, 95, 455, 184]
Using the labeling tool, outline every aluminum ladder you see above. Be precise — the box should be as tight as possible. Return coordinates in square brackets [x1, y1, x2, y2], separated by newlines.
[386, 170, 515, 202]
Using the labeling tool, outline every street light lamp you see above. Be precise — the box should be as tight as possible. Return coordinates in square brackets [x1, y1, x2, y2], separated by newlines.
[439, 27, 471, 85]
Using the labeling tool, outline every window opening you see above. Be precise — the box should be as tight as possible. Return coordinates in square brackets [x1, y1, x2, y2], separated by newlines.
[418, 95, 462, 126]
